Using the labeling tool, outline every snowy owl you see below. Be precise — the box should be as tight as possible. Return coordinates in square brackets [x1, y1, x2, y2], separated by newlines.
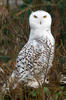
[4, 10, 55, 90]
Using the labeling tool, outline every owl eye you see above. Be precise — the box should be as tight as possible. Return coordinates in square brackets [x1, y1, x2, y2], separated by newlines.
[43, 15, 47, 18]
[34, 15, 38, 18]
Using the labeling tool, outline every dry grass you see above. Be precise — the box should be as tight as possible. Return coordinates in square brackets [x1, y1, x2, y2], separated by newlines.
[0, 0, 66, 100]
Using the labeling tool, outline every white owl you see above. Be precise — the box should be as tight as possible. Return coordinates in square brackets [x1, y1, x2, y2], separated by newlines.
[3, 10, 55, 90]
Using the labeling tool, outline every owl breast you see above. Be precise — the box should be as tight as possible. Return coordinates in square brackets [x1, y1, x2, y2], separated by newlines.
[16, 37, 53, 83]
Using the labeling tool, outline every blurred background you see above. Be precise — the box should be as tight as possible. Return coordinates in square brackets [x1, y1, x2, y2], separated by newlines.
[0, 0, 66, 100]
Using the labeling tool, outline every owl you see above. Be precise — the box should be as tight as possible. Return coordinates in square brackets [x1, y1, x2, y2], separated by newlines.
[3, 10, 55, 90]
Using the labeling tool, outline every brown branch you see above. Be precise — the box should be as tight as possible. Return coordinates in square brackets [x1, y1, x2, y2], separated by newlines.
[17, 3, 62, 16]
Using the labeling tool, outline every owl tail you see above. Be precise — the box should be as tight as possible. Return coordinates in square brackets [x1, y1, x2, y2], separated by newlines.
[1, 71, 17, 94]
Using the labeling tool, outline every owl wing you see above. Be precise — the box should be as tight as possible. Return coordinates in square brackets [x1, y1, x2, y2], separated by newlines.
[15, 40, 46, 80]
[47, 37, 55, 70]
[9, 38, 55, 88]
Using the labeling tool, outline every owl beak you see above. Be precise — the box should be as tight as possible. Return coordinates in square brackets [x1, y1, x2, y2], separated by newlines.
[40, 21, 42, 25]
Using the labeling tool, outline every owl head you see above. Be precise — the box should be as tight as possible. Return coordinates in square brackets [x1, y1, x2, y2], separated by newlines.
[29, 10, 52, 30]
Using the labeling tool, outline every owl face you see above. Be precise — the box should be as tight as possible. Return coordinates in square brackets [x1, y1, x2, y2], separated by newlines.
[29, 10, 52, 30]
